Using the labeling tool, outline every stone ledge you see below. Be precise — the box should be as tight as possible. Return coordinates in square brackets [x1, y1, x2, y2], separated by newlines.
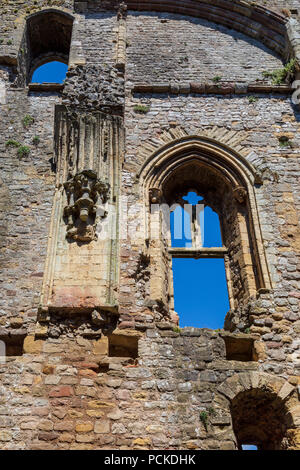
[0, 54, 17, 66]
[207, 359, 259, 371]
[0, 328, 27, 339]
[132, 82, 293, 96]
[28, 83, 64, 92]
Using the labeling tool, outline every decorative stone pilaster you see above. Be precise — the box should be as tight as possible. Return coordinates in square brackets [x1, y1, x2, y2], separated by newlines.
[115, 1, 127, 71]
[39, 107, 124, 334]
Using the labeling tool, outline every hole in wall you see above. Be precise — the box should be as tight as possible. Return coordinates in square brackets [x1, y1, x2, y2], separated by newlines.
[241, 444, 258, 450]
[6, 342, 24, 356]
[223, 335, 256, 362]
[0, 336, 24, 357]
[231, 389, 290, 450]
[108, 334, 139, 359]
[97, 364, 110, 373]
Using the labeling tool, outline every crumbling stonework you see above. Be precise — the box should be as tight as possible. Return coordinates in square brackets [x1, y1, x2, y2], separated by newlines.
[62, 64, 125, 111]
[0, 0, 299, 450]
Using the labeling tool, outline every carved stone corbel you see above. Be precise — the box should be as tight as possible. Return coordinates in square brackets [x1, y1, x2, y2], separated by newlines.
[149, 188, 162, 204]
[233, 186, 247, 204]
[117, 1, 127, 20]
[64, 169, 110, 242]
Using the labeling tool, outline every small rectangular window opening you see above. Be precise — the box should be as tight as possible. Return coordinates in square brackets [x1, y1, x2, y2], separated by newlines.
[97, 363, 110, 373]
[0, 337, 24, 357]
[108, 334, 139, 359]
[223, 335, 256, 362]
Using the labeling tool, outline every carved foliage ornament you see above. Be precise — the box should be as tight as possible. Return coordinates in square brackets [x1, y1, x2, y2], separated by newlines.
[64, 170, 110, 242]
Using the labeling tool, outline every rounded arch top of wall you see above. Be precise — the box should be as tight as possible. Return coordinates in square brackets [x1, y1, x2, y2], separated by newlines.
[123, 0, 290, 59]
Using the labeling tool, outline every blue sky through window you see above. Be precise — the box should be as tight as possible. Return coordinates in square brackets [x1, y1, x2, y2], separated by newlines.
[171, 192, 230, 329]
[31, 61, 68, 83]
[172, 258, 230, 329]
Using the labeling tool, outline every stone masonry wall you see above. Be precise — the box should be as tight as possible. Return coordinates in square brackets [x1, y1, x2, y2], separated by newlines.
[0, 85, 61, 334]
[123, 93, 300, 367]
[75, 12, 117, 67]
[126, 13, 283, 85]
[0, 0, 299, 451]
[0, 327, 298, 450]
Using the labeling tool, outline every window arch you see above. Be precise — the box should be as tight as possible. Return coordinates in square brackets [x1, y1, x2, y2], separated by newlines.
[215, 372, 298, 450]
[231, 388, 290, 450]
[20, 10, 74, 84]
[141, 135, 272, 326]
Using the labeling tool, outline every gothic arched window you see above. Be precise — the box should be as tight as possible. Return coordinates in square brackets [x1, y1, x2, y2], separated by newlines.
[141, 135, 272, 329]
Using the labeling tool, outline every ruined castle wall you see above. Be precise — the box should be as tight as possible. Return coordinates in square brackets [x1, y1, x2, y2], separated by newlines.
[0, 1, 74, 56]
[123, 92, 300, 366]
[0, 85, 62, 333]
[0, 0, 299, 452]
[1, 328, 298, 450]
[76, 12, 117, 66]
[255, 1, 300, 16]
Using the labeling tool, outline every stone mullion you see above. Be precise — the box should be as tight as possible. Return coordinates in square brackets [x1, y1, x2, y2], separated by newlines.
[236, 211, 257, 301]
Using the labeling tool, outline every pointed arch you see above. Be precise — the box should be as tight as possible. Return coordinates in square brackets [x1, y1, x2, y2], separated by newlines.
[140, 134, 272, 315]
[139, 134, 261, 189]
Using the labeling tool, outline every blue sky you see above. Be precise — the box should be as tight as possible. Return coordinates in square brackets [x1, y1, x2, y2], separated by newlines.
[171, 192, 229, 329]
[33, 64, 230, 331]
[32, 61, 68, 83]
